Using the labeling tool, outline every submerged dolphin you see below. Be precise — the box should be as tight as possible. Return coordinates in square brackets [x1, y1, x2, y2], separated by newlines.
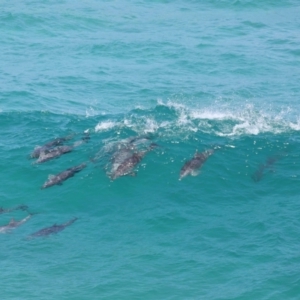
[29, 217, 78, 238]
[0, 205, 28, 214]
[252, 153, 284, 182]
[0, 214, 32, 234]
[31, 135, 74, 158]
[41, 163, 86, 189]
[110, 143, 157, 180]
[179, 149, 214, 180]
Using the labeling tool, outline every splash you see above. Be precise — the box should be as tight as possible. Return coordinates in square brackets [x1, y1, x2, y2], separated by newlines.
[95, 121, 117, 132]
[93, 100, 300, 138]
[289, 118, 300, 131]
[155, 100, 300, 137]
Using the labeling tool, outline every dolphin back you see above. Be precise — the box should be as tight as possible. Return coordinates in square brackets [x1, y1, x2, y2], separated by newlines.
[30, 217, 78, 238]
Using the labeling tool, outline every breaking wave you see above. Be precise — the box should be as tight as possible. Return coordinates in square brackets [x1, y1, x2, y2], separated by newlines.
[93, 100, 300, 138]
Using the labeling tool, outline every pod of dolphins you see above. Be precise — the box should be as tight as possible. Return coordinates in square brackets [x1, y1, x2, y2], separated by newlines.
[1, 131, 283, 238]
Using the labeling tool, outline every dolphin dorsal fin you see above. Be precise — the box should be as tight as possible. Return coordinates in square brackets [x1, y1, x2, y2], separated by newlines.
[48, 175, 55, 180]
[9, 218, 15, 225]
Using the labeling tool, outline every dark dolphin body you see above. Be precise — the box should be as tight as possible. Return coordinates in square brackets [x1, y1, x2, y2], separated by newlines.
[108, 136, 149, 165]
[179, 149, 214, 180]
[31, 136, 74, 158]
[32, 133, 89, 163]
[252, 164, 266, 182]
[36, 146, 73, 163]
[252, 153, 284, 182]
[109, 147, 135, 175]
[110, 143, 157, 180]
[42, 163, 86, 189]
[29, 217, 78, 238]
[110, 152, 145, 180]
[0, 205, 28, 214]
[91, 134, 151, 167]
[112, 136, 152, 161]
[111, 147, 133, 165]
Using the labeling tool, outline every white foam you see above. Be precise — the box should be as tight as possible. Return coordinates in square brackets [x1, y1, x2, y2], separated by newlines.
[95, 121, 117, 132]
[289, 118, 300, 131]
[123, 118, 133, 128]
[190, 109, 237, 121]
[144, 118, 159, 133]
[157, 99, 186, 111]
[93, 100, 300, 137]
[156, 99, 300, 136]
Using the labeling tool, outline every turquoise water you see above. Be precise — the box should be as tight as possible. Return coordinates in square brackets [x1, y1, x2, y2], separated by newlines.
[1, 1, 300, 299]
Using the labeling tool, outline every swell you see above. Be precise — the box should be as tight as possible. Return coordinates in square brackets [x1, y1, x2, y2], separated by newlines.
[1, 102, 300, 300]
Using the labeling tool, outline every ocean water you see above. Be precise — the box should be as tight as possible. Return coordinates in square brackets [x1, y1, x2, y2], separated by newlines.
[1, 1, 300, 299]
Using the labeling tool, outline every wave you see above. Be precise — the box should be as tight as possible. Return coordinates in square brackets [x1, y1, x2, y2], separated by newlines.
[2, 99, 300, 139]
[94, 100, 300, 138]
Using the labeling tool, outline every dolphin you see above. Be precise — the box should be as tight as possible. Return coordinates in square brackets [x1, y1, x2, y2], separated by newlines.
[112, 136, 155, 162]
[112, 147, 134, 164]
[252, 153, 284, 182]
[0, 205, 28, 214]
[29, 217, 78, 238]
[35, 134, 90, 164]
[110, 152, 145, 180]
[110, 143, 157, 180]
[36, 145, 73, 163]
[91, 134, 151, 166]
[30, 135, 74, 158]
[0, 214, 33, 234]
[252, 164, 266, 182]
[109, 144, 136, 174]
[41, 163, 86, 189]
[179, 149, 214, 180]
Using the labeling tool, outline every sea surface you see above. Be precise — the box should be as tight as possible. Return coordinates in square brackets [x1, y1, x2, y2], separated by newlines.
[1, 1, 300, 299]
